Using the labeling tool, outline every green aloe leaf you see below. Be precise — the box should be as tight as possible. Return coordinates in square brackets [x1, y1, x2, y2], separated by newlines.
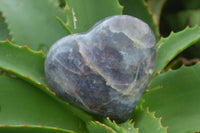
[119, 0, 159, 41]
[153, 26, 200, 76]
[88, 121, 117, 133]
[0, 126, 73, 133]
[0, 41, 47, 88]
[146, 0, 166, 26]
[65, 0, 122, 33]
[0, 0, 67, 53]
[143, 63, 200, 133]
[132, 106, 167, 133]
[88, 118, 139, 133]
[0, 13, 11, 41]
[54, 15, 72, 34]
[0, 75, 88, 133]
[103, 118, 138, 133]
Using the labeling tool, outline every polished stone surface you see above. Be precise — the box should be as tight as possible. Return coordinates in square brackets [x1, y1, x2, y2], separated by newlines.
[45, 15, 156, 122]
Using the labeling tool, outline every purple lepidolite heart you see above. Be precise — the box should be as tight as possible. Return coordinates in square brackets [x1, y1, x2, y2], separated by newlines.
[45, 15, 156, 122]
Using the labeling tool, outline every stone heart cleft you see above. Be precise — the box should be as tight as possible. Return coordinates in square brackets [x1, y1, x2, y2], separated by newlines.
[45, 15, 156, 122]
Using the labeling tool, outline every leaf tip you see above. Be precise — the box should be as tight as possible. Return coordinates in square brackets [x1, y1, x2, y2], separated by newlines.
[21, 45, 28, 49]
[156, 70, 161, 75]
[24, 75, 31, 79]
[165, 126, 168, 131]
[147, 85, 163, 93]
[21, 125, 27, 127]
[1, 125, 9, 127]
[52, 91, 57, 96]
[39, 49, 44, 54]
[63, 7, 66, 11]
[192, 39, 196, 43]
[158, 117, 162, 122]
[7, 69, 13, 72]
[166, 59, 171, 63]
[152, 13, 159, 26]
[121, 5, 124, 9]
[146, 107, 149, 111]
[129, 119, 133, 123]
[152, 111, 156, 115]
[38, 82, 48, 90]
[113, 120, 117, 125]
[107, 126, 113, 131]
[131, 121, 135, 126]
[106, 117, 110, 121]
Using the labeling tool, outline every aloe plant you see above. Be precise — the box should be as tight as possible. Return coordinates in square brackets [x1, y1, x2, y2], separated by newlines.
[0, 0, 200, 133]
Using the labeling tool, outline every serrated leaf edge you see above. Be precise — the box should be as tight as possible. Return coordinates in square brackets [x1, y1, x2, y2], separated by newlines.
[1, 40, 45, 56]
[0, 41, 64, 109]
[148, 26, 200, 88]
[147, 61, 200, 93]
[142, 0, 160, 39]
[104, 117, 139, 133]
[135, 106, 168, 133]
[0, 41, 94, 123]
[0, 0, 66, 49]
[0, 12, 12, 41]
[157, 61, 200, 77]
[158, 27, 200, 72]
[0, 41, 51, 94]
[146, 107, 168, 132]
[54, 15, 73, 34]
[89, 121, 117, 133]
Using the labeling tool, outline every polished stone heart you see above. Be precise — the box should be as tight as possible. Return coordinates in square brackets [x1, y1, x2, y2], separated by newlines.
[45, 15, 156, 122]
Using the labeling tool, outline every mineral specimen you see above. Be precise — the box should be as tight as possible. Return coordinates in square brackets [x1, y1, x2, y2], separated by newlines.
[45, 15, 156, 122]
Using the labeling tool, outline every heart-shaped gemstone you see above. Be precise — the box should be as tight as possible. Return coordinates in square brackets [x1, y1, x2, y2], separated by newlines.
[45, 15, 156, 122]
